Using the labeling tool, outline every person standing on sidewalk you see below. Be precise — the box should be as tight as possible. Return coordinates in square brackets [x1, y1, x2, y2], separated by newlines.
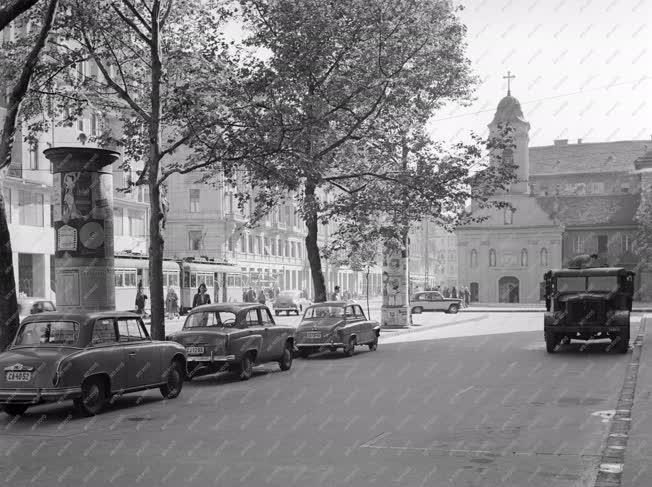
[192, 283, 211, 308]
[166, 287, 179, 319]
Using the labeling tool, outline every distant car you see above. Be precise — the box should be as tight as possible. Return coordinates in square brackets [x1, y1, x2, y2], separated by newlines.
[167, 303, 295, 380]
[0, 311, 186, 417]
[274, 290, 311, 316]
[295, 301, 380, 358]
[411, 291, 461, 314]
[17, 297, 56, 321]
[543, 267, 635, 353]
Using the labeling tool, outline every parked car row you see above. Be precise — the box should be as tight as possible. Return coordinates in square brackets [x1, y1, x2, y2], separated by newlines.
[0, 300, 380, 417]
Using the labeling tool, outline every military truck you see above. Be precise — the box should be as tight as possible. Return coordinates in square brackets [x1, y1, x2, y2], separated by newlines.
[543, 267, 635, 353]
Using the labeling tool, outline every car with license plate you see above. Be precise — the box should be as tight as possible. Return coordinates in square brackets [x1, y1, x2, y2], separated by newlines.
[411, 291, 462, 314]
[295, 301, 380, 358]
[273, 290, 311, 316]
[167, 303, 295, 380]
[0, 311, 186, 416]
[543, 267, 635, 353]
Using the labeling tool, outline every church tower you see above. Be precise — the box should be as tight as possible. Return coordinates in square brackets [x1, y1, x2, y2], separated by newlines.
[487, 72, 531, 194]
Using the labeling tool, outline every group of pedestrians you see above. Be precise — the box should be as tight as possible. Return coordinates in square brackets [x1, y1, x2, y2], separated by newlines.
[329, 286, 354, 301]
[437, 285, 471, 307]
[242, 287, 268, 304]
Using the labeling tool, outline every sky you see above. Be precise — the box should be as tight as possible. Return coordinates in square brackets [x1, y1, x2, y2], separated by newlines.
[428, 0, 652, 147]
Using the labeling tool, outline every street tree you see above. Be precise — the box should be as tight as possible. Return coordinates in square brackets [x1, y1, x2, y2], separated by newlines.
[10, 0, 262, 340]
[0, 0, 59, 350]
[634, 182, 652, 298]
[223, 0, 478, 302]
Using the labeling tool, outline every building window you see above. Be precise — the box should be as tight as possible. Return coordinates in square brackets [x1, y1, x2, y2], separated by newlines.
[28, 141, 38, 169]
[620, 182, 630, 193]
[128, 211, 145, 237]
[470, 249, 478, 268]
[248, 235, 254, 254]
[18, 191, 44, 226]
[227, 237, 233, 251]
[291, 242, 296, 258]
[114, 207, 123, 236]
[256, 236, 262, 254]
[520, 248, 528, 267]
[77, 117, 85, 132]
[504, 208, 514, 225]
[622, 233, 633, 253]
[540, 248, 548, 266]
[488, 249, 496, 267]
[188, 230, 203, 251]
[572, 235, 583, 253]
[90, 113, 98, 136]
[597, 235, 608, 254]
[189, 188, 200, 213]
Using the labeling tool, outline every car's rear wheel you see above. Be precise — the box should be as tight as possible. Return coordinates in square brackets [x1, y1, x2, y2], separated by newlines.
[412, 306, 423, 314]
[368, 337, 378, 351]
[447, 304, 459, 314]
[279, 344, 293, 371]
[3, 404, 28, 416]
[74, 377, 108, 416]
[544, 330, 558, 353]
[160, 360, 184, 399]
[343, 337, 356, 357]
[238, 353, 254, 380]
[275, 310, 280, 316]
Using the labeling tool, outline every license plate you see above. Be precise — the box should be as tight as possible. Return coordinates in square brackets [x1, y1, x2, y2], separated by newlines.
[186, 346, 205, 355]
[306, 332, 321, 339]
[6, 371, 31, 382]
[608, 327, 621, 332]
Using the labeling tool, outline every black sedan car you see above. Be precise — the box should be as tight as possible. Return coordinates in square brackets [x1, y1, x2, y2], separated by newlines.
[295, 301, 380, 358]
[167, 303, 295, 380]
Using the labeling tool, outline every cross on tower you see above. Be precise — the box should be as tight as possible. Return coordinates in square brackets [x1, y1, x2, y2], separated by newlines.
[503, 70, 515, 96]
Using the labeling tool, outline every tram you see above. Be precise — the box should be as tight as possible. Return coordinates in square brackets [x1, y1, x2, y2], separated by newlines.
[114, 254, 181, 312]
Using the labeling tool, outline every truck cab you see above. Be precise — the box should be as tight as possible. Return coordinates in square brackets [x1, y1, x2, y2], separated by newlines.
[543, 267, 635, 353]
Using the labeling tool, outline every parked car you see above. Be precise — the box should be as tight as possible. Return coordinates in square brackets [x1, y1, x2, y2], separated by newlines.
[17, 297, 56, 321]
[295, 301, 380, 358]
[411, 291, 461, 314]
[167, 303, 295, 380]
[543, 267, 634, 353]
[273, 290, 311, 316]
[0, 311, 186, 417]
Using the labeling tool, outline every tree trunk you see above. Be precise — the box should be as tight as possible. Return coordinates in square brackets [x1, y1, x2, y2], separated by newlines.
[365, 268, 370, 318]
[304, 182, 327, 302]
[0, 0, 40, 32]
[0, 191, 19, 351]
[147, 0, 165, 340]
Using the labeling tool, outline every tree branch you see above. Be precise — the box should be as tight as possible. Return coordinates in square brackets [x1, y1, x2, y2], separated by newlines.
[0, 0, 39, 32]
[111, 3, 152, 45]
[120, 0, 152, 32]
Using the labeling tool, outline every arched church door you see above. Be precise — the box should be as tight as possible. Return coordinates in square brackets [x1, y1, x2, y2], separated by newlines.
[470, 282, 479, 302]
[498, 276, 519, 303]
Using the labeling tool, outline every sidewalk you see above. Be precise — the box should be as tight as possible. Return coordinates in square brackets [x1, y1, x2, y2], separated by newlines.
[462, 302, 652, 313]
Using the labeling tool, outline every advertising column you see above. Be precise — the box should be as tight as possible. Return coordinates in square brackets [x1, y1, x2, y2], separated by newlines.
[44, 147, 120, 312]
[380, 245, 410, 328]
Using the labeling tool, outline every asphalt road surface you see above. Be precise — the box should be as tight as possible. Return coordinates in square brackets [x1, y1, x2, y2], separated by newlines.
[0, 312, 644, 487]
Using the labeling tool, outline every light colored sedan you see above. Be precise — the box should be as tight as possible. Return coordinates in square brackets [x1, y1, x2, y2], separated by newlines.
[411, 291, 462, 314]
[273, 290, 311, 316]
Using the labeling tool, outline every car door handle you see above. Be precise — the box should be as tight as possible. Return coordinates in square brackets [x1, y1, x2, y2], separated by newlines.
[129, 352, 136, 356]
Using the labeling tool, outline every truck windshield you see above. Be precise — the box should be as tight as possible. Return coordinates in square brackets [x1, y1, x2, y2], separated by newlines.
[556, 275, 619, 293]
[14, 321, 79, 346]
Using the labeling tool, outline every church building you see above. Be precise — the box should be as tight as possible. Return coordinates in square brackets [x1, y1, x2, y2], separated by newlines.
[456, 83, 652, 304]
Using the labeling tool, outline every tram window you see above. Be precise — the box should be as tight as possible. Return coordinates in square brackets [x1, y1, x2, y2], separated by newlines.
[115, 273, 124, 287]
[197, 274, 206, 286]
[183, 271, 190, 288]
[227, 275, 234, 286]
[169, 273, 179, 286]
[124, 271, 137, 287]
[206, 275, 214, 287]
[190, 273, 197, 288]
[235, 276, 242, 286]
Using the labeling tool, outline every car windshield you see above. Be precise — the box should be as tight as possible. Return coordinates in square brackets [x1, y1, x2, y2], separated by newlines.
[14, 321, 79, 346]
[556, 275, 619, 293]
[303, 306, 344, 319]
[278, 292, 299, 299]
[184, 311, 238, 328]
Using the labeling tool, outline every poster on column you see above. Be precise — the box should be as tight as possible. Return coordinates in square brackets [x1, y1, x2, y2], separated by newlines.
[381, 247, 409, 328]
[54, 171, 110, 258]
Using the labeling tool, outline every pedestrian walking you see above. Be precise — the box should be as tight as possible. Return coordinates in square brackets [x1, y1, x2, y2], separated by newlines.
[166, 287, 179, 319]
[464, 287, 471, 307]
[451, 286, 458, 299]
[247, 287, 256, 303]
[443, 287, 450, 298]
[257, 289, 266, 304]
[135, 281, 148, 316]
[192, 283, 211, 308]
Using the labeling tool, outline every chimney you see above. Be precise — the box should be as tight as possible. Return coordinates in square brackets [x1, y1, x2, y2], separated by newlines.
[577, 138, 582, 144]
[554, 139, 568, 146]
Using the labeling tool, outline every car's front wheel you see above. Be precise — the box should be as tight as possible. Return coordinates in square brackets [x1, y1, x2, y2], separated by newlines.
[279, 344, 293, 371]
[412, 306, 423, 314]
[613, 329, 630, 354]
[343, 337, 356, 357]
[368, 337, 378, 351]
[3, 404, 28, 416]
[160, 360, 184, 399]
[74, 377, 108, 416]
[238, 353, 254, 380]
[447, 304, 459, 314]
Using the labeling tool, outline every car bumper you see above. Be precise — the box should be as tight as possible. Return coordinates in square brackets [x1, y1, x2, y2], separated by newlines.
[296, 342, 344, 348]
[187, 354, 236, 364]
[0, 387, 82, 405]
[274, 306, 298, 311]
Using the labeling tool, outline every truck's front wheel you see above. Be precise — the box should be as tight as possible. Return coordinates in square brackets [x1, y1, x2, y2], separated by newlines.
[545, 330, 559, 353]
[613, 328, 630, 354]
